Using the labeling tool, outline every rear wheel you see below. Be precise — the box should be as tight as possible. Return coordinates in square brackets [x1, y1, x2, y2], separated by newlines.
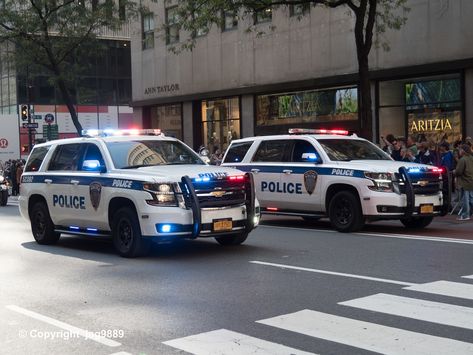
[400, 216, 434, 229]
[328, 191, 364, 232]
[215, 232, 248, 246]
[30, 201, 60, 244]
[112, 207, 150, 257]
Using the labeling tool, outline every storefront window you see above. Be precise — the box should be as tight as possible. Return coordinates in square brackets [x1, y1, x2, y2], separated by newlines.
[150, 104, 182, 139]
[201, 97, 240, 156]
[406, 78, 462, 144]
[256, 87, 358, 134]
[378, 74, 462, 145]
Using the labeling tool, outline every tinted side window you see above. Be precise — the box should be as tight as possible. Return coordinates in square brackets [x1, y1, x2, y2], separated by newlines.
[81, 144, 105, 170]
[25, 146, 50, 172]
[252, 140, 291, 162]
[291, 140, 318, 162]
[48, 144, 83, 171]
[223, 141, 253, 163]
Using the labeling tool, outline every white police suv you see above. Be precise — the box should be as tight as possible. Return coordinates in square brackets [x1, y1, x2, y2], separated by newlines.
[19, 129, 259, 257]
[221, 129, 448, 233]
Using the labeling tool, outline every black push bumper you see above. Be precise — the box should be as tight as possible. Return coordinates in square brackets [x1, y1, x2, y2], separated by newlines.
[181, 174, 257, 239]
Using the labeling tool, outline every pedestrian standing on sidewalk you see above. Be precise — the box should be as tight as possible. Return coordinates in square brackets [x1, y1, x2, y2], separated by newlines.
[16, 161, 24, 195]
[454, 144, 473, 221]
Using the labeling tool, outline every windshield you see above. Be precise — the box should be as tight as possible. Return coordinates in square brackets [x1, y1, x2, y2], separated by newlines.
[106, 140, 205, 169]
[318, 139, 392, 161]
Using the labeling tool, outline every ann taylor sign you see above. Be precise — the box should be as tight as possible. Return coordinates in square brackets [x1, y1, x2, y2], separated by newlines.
[144, 84, 180, 96]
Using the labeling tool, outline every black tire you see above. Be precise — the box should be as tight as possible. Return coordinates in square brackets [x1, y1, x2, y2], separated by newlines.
[112, 207, 150, 257]
[215, 232, 249, 246]
[0, 190, 8, 206]
[302, 216, 321, 223]
[328, 191, 364, 232]
[30, 201, 60, 245]
[400, 216, 434, 229]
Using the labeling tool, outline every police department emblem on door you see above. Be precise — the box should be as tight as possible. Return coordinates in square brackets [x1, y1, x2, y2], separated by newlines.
[303, 170, 318, 195]
[89, 182, 102, 210]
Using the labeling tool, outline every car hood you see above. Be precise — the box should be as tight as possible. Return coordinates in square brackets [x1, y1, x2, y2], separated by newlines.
[111, 164, 245, 182]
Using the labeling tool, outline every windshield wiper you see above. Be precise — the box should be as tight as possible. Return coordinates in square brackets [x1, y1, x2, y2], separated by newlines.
[120, 164, 160, 169]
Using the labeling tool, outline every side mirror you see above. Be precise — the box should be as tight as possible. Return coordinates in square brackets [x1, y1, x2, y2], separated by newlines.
[199, 148, 209, 157]
[301, 153, 321, 164]
[197, 147, 210, 164]
[82, 160, 106, 173]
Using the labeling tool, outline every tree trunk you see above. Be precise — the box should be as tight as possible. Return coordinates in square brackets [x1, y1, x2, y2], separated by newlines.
[358, 53, 372, 140]
[56, 77, 83, 136]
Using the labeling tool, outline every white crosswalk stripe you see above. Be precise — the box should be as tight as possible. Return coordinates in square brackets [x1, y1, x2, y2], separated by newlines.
[163, 329, 315, 355]
[339, 293, 473, 330]
[257, 309, 473, 354]
[163, 277, 473, 354]
[404, 280, 473, 300]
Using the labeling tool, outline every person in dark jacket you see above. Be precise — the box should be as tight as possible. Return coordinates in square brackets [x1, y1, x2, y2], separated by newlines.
[454, 144, 473, 221]
[439, 142, 454, 171]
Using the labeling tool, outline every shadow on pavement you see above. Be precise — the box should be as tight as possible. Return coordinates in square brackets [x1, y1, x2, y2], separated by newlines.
[260, 215, 473, 239]
[21, 232, 266, 263]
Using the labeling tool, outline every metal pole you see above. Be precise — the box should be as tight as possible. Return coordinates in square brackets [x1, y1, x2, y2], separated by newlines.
[26, 65, 32, 152]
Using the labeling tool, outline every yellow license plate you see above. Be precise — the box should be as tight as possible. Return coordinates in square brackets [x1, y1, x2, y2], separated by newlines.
[213, 219, 233, 232]
[420, 204, 434, 214]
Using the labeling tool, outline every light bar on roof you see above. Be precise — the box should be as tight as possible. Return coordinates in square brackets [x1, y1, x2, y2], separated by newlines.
[288, 128, 349, 135]
[82, 129, 163, 137]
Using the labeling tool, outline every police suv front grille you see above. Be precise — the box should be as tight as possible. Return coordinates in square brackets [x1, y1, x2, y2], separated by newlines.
[192, 179, 246, 208]
[396, 170, 441, 195]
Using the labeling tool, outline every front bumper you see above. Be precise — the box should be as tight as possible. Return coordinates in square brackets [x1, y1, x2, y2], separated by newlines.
[140, 173, 259, 238]
[139, 204, 260, 238]
[361, 190, 443, 218]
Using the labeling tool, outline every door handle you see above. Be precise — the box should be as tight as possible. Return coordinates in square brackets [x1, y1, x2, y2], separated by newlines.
[70, 180, 80, 185]
[283, 169, 292, 174]
[44, 179, 52, 184]
[251, 169, 260, 174]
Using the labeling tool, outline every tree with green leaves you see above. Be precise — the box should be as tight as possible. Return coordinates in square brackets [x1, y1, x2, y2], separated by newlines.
[161, 0, 409, 139]
[0, 0, 139, 136]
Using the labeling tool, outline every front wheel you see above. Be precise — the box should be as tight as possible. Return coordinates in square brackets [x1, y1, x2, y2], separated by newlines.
[30, 201, 60, 244]
[112, 207, 150, 257]
[215, 232, 249, 246]
[328, 191, 364, 233]
[400, 216, 434, 229]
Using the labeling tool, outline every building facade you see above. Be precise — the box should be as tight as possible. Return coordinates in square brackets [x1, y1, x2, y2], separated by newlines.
[0, 7, 133, 161]
[131, 0, 473, 155]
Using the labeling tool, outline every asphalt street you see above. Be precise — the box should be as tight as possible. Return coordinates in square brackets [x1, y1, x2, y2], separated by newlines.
[1, 198, 473, 354]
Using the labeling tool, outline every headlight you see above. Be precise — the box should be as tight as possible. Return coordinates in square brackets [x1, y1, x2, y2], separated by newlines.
[143, 183, 178, 206]
[365, 172, 394, 192]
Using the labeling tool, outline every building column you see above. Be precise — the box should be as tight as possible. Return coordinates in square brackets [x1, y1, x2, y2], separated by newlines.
[465, 69, 473, 138]
[370, 81, 377, 142]
[182, 101, 194, 148]
[131, 107, 145, 128]
[241, 95, 254, 138]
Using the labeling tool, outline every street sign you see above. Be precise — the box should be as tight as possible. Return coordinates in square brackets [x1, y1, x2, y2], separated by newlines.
[33, 115, 42, 120]
[22, 122, 39, 129]
[44, 113, 55, 124]
[43, 124, 59, 140]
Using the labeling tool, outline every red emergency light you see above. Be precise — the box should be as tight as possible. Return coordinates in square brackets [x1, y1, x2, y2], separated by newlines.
[288, 128, 349, 135]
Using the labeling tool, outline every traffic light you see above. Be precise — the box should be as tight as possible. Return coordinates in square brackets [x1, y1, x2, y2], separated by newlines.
[21, 105, 28, 121]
